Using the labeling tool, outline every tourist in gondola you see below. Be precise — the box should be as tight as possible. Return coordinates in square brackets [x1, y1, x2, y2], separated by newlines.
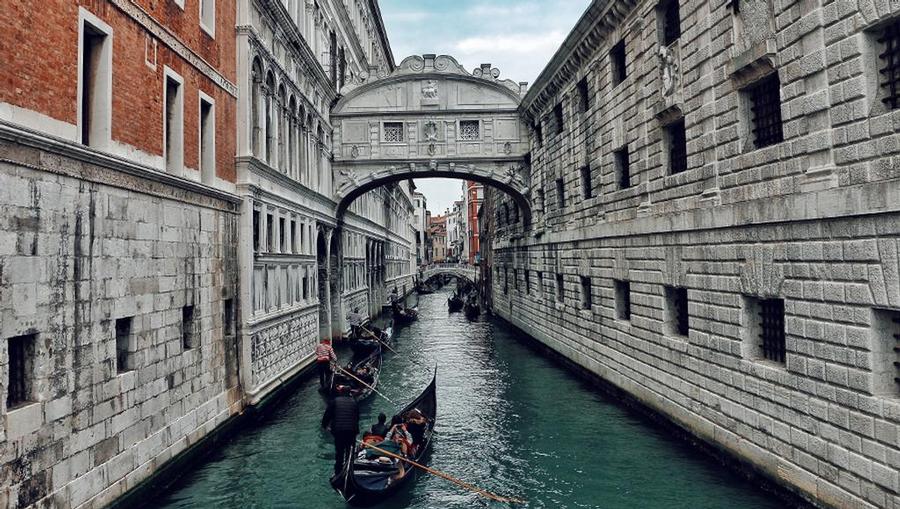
[322, 385, 360, 474]
[369, 413, 389, 438]
[385, 415, 414, 456]
[315, 338, 337, 388]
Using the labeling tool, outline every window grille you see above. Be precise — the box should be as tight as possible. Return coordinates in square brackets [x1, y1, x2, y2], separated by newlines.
[115, 317, 133, 373]
[459, 120, 480, 140]
[662, 0, 681, 46]
[611, 40, 627, 86]
[556, 178, 565, 208]
[556, 274, 564, 302]
[879, 20, 900, 109]
[384, 122, 404, 143]
[504, 268, 509, 294]
[581, 277, 592, 310]
[534, 121, 543, 146]
[668, 118, 688, 174]
[615, 147, 630, 189]
[616, 280, 631, 320]
[747, 74, 784, 148]
[581, 165, 593, 198]
[182, 305, 196, 350]
[577, 78, 590, 112]
[758, 298, 786, 363]
[6, 334, 34, 408]
[554, 103, 565, 135]
[667, 286, 689, 336]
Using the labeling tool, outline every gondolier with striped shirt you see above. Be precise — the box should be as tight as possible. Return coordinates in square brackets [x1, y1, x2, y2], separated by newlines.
[315, 338, 337, 388]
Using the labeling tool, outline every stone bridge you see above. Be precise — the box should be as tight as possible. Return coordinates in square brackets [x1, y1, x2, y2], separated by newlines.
[331, 54, 533, 225]
[420, 264, 477, 284]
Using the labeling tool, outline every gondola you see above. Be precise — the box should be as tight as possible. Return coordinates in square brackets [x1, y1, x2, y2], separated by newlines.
[350, 326, 393, 357]
[330, 371, 437, 505]
[392, 304, 418, 325]
[332, 345, 383, 402]
[415, 284, 434, 295]
[447, 294, 464, 312]
[463, 300, 480, 319]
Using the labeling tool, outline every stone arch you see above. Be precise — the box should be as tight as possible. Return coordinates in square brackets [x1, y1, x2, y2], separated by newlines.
[277, 84, 287, 171]
[264, 71, 276, 164]
[288, 95, 297, 177]
[250, 57, 264, 157]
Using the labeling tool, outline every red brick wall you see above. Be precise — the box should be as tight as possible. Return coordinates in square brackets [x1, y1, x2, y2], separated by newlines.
[0, 0, 236, 183]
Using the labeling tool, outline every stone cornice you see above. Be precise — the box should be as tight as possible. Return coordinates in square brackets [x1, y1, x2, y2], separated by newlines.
[0, 121, 241, 209]
[521, 0, 638, 120]
[108, 0, 237, 97]
[368, 0, 395, 71]
[331, 107, 521, 119]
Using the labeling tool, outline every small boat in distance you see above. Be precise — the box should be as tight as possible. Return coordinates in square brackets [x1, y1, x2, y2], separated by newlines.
[464, 298, 480, 319]
[447, 293, 463, 312]
[332, 346, 382, 402]
[330, 371, 437, 506]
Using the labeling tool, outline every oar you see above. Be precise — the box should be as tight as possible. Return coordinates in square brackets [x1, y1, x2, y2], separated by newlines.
[334, 365, 395, 405]
[358, 441, 527, 505]
[359, 325, 398, 354]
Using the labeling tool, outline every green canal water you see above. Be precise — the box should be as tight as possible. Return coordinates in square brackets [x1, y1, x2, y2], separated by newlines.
[148, 288, 787, 509]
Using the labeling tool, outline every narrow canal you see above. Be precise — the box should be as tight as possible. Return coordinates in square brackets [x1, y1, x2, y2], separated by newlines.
[150, 287, 786, 509]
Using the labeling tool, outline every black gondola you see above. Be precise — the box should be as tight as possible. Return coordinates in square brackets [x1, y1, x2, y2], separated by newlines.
[392, 304, 418, 325]
[350, 326, 392, 357]
[447, 294, 463, 312]
[330, 372, 437, 505]
[332, 345, 383, 401]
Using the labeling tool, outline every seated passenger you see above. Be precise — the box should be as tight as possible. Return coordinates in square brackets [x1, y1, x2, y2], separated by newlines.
[369, 412, 389, 437]
[403, 409, 428, 444]
[385, 415, 413, 456]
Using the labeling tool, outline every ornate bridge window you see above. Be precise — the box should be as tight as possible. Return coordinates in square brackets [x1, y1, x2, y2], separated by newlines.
[383, 121, 404, 143]
[459, 120, 480, 141]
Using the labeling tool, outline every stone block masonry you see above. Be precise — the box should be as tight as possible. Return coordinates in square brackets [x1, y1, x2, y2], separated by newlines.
[0, 140, 242, 508]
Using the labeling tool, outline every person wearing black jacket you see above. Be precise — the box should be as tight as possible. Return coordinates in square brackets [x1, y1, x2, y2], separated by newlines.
[322, 385, 360, 474]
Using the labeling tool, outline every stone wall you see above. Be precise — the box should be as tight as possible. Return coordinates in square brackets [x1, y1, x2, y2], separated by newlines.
[0, 140, 242, 508]
[494, 0, 900, 507]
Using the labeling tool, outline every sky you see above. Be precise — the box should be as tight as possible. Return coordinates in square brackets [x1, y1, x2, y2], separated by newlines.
[378, 0, 592, 214]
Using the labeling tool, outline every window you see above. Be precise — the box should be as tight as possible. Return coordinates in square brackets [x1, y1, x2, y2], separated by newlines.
[666, 286, 689, 336]
[745, 73, 784, 149]
[879, 21, 900, 110]
[556, 178, 565, 209]
[266, 213, 273, 252]
[279, 217, 286, 252]
[291, 220, 298, 253]
[200, 0, 215, 38]
[666, 118, 688, 174]
[538, 187, 546, 214]
[611, 40, 627, 86]
[384, 122, 404, 142]
[615, 280, 631, 321]
[6, 334, 36, 409]
[660, 0, 681, 46]
[580, 165, 593, 199]
[580, 277, 592, 310]
[164, 71, 184, 173]
[870, 308, 900, 396]
[537, 271, 543, 296]
[553, 103, 565, 135]
[199, 94, 215, 184]
[182, 305, 197, 350]
[526, 270, 532, 295]
[79, 11, 112, 148]
[744, 296, 785, 363]
[614, 147, 630, 189]
[115, 317, 134, 373]
[459, 120, 480, 141]
[577, 77, 590, 113]
[223, 298, 235, 338]
[253, 210, 260, 252]
[555, 274, 565, 303]
[504, 268, 509, 294]
[513, 269, 519, 291]
[533, 121, 543, 147]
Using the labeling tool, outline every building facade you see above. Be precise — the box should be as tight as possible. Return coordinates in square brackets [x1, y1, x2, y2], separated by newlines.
[463, 181, 483, 265]
[447, 200, 464, 262]
[428, 214, 447, 263]
[411, 191, 427, 266]
[488, 1, 900, 508]
[0, 0, 414, 507]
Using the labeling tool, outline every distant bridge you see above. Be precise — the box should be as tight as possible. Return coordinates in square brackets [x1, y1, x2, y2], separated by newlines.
[420, 264, 477, 284]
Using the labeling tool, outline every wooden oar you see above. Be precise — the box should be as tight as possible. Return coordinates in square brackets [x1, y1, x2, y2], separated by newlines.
[359, 325, 398, 354]
[334, 365, 395, 405]
[358, 441, 527, 505]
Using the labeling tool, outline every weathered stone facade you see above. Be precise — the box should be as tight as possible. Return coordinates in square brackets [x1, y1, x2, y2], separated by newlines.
[489, 1, 900, 508]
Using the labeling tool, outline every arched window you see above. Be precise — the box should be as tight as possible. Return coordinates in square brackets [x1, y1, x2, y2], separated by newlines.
[277, 85, 287, 172]
[288, 96, 297, 178]
[251, 59, 263, 157]
[264, 72, 276, 164]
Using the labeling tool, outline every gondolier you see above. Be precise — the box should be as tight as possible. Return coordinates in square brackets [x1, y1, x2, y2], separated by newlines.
[315, 338, 337, 388]
[322, 385, 360, 474]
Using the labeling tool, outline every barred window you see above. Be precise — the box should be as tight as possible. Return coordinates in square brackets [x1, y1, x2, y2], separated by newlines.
[614, 147, 630, 189]
[615, 280, 631, 321]
[878, 20, 900, 109]
[556, 178, 565, 209]
[383, 122, 404, 142]
[611, 40, 627, 86]
[667, 118, 687, 174]
[554, 103, 565, 135]
[580, 165, 593, 198]
[459, 120, 480, 141]
[661, 0, 681, 46]
[666, 286, 689, 336]
[115, 317, 134, 373]
[577, 77, 590, 113]
[580, 276, 592, 310]
[745, 296, 785, 364]
[872, 308, 900, 396]
[533, 121, 543, 146]
[6, 334, 35, 409]
[745, 74, 783, 149]
[556, 274, 564, 303]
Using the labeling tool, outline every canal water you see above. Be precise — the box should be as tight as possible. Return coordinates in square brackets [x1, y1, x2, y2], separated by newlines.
[149, 287, 786, 509]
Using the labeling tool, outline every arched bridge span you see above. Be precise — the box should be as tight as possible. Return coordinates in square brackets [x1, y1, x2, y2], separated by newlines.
[331, 54, 533, 223]
[421, 265, 477, 285]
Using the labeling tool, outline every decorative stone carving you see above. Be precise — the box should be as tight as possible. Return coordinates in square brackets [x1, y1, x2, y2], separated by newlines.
[658, 46, 679, 97]
[350, 145, 360, 159]
[336, 168, 359, 196]
[428, 143, 436, 156]
[423, 121, 438, 141]
[422, 80, 438, 99]
[503, 142, 512, 155]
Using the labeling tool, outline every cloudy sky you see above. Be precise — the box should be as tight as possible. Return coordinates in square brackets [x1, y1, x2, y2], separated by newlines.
[378, 0, 591, 214]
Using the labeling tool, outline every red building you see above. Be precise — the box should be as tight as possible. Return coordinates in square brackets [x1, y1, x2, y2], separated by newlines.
[466, 181, 483, 264]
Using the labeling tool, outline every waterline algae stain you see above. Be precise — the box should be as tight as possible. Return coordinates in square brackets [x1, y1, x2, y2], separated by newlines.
[149, 289, 787, 509]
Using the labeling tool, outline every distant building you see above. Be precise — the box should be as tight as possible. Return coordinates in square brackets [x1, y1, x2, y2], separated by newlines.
[447, 200, 464, 262]
[428, 214, 448, 263]
[463, 181, 483, 264]
[411, 191, 428, 266]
